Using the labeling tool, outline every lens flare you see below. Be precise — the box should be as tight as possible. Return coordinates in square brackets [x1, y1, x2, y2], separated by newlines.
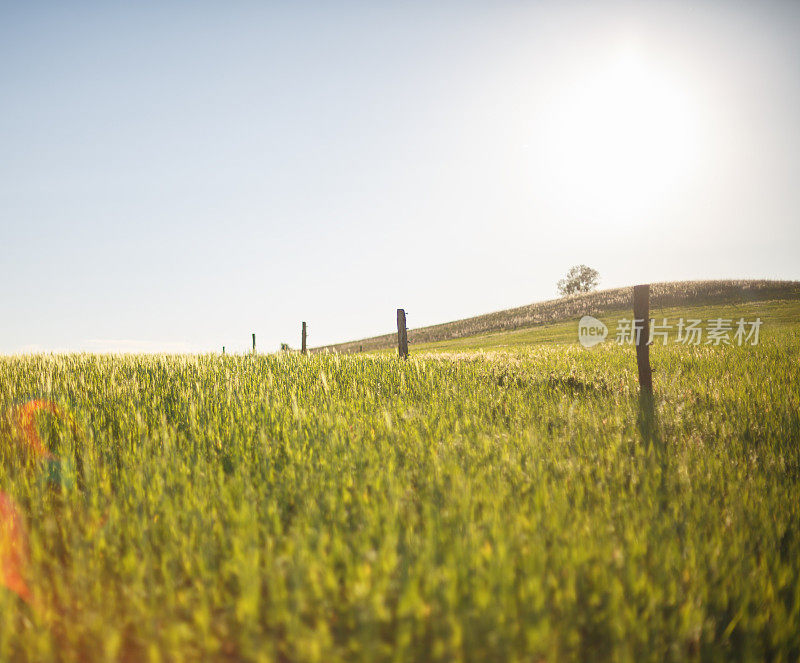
[0, 491, 31, 603]
[1, 400, 82, 605]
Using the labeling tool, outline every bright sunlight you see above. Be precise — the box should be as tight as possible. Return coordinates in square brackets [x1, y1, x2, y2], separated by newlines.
[535, 44, 702, 221]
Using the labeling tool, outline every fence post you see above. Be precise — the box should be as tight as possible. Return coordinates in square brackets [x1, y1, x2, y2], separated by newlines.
[397, 309, 409, 359]
[633, 285, 652, 394]
[252, 333, 256, 355]
[302, 322, 307, 355]
[222, 346, 225, 355]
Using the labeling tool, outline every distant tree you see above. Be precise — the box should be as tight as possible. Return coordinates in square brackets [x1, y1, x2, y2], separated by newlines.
[557, 265, 600, 296]
[280, 343, 291, 352]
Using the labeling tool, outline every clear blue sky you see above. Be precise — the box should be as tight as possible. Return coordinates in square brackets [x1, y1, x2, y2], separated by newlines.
[2, 1, 798, 353]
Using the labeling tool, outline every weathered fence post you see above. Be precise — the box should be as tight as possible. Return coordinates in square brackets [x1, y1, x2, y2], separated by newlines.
[252, 333, 256, 355]
[633, 285, 652, 394]
[302, 322, 307, 355]
[397, 309, 409, 359]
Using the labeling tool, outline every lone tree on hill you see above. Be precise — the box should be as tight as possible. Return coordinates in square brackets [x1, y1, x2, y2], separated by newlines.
[557, 265, 600, 296]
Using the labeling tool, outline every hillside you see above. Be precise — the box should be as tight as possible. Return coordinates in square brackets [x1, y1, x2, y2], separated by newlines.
[314, 279, 800, 354]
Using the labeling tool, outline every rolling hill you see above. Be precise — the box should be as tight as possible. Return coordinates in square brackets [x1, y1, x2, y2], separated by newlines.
[314, 279, 800, 354]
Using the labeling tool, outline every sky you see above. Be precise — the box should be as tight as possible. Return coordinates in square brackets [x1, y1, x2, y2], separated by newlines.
[1, 0, 798, 354]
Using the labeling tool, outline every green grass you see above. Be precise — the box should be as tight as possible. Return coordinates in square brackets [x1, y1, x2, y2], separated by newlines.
[408, 299, 800, 354]
[1, 300, 799, 662]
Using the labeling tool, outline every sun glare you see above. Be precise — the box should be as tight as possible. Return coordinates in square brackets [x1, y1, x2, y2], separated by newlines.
[535, 46, 701, 220]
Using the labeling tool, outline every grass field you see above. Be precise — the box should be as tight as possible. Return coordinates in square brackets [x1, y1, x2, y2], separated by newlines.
[1, 293, 799, 661]
[409, 299, 800, 354]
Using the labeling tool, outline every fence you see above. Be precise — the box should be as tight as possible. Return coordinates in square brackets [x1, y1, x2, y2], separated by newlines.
[234, 279, 800, 395]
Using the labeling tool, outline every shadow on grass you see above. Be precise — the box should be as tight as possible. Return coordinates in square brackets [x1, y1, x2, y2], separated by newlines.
[637, 392, 660, 451]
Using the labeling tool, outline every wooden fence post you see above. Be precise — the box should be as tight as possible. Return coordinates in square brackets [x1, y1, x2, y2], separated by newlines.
[633, 285, 652, 394]
[252, 333, 256, 355]
[397, 309, 409, 359]
[302, 322, 307, 355]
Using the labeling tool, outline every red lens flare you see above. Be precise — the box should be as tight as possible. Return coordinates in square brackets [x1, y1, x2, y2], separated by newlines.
[0, 490, 31, 603]
[12, 400, 62, 460]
